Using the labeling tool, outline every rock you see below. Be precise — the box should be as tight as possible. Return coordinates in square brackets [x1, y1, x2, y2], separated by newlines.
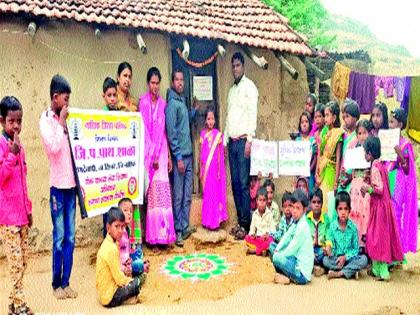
[191, 227, 227, 244]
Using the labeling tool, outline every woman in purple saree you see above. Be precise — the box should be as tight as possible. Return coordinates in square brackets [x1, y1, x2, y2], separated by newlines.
[200, 109, 228, 230]
[139, 67, 175, 247]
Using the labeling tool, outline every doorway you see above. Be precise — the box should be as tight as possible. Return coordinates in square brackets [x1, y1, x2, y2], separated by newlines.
[170, 36, 219, 195]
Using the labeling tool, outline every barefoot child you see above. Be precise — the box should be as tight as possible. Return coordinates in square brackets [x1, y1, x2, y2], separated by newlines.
[323, 191, 368, 280]
[362, 136, 403, 280]
[118, 198, 149, 277]
[40, 75, 78, 300]
[272, 190, 314, 285]
[199, 108, 228, 230]
[268, 192, 294, 256]
[0, 96, 34, 315]
[348, 119, 372, 250]
[387, 109, 418, 256]
[339, 99, 360, 193]
[296, 111, 316, 192]
[307, 188, 330, 276]
[96, 207, 145, 307]
[245, 187, 275, 256]
[263, 179, 280, 227]
[316, 101, 343, 213]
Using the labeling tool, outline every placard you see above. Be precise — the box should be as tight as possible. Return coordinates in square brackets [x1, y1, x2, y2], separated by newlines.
[67, 109, 144, 218]
[278, 141, 311, 177]
[193, 76, 213, 101]
[378, 128, 400, 161]
[250, 139, 278, 178]
[344, 146, 370, 170]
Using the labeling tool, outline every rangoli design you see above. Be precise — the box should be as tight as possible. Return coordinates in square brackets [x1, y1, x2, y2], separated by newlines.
[162, 253, 230, 281]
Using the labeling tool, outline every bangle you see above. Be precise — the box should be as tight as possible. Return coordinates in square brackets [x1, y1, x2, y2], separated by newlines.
[367, 187, 374, 194]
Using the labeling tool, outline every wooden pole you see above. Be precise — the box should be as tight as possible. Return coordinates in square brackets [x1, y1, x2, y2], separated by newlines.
[274, 51, 298, 80]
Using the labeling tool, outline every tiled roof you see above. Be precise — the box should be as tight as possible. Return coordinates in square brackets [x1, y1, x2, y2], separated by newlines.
[0, 0, 313, 55]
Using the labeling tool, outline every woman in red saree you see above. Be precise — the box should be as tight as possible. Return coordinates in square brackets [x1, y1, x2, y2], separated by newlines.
[199, 109, 228, 230]
[139, 67, 175, 247]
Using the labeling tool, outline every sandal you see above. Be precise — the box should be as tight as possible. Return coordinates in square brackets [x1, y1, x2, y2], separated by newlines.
[230, 224, 240, 236]
[234, 227, 246, 240]
[8, 304, 14, 315]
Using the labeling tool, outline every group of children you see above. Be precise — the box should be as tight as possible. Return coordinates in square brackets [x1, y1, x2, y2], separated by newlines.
[0, 71, 418, 313]
[243, 94, 418, 285]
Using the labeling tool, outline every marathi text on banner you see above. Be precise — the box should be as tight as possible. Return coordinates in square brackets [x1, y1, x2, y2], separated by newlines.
[67, 109, 144, 218]
[250, 139, 278, 178]
[378, 128, 400, 161]
[278, 140, 311, 177]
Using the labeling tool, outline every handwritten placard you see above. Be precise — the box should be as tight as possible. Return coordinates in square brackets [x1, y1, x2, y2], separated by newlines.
[250, 139, 278, 178]
[67, 109, 144, 218]
[378, 128, 400, 161]
[344, 147, 370, 170]
[193, 76, 213, 101]
[278, 141, 311, 177]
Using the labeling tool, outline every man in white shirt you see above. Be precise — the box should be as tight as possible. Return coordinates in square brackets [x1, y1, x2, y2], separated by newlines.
[224, 52, 259, 234]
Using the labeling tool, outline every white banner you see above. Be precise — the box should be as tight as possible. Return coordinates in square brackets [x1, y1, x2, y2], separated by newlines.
[278, 141, 311, 177]
[344, 146, 370, 170]
[67, 109, 144, 218]
[250, 139, 278, 178]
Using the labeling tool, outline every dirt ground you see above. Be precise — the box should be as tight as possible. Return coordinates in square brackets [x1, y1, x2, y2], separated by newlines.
[1, 235, 419, 315]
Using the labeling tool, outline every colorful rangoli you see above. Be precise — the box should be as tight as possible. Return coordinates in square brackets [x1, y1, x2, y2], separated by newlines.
[162, 253, 230, 281]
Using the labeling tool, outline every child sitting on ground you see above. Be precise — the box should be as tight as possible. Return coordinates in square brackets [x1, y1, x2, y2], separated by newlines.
[268, 191, 294, 257]
[323, 191, 368, 280]
[118, 198, 149, 277]
[245, 187, 276, 256]
[263, 179, 280, 227]
[307, 188, 330, 277]
[96, 207, 146, 307]
[272, 189, 314, 285]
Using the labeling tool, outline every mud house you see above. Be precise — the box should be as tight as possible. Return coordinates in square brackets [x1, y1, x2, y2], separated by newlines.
[0, 0, 312, 253]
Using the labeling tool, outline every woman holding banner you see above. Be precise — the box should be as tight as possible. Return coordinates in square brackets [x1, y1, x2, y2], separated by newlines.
[139, 67, 176, 250]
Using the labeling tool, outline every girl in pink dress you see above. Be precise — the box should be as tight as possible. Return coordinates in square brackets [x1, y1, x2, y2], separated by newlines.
[139, 67, 176, 248]
[199, 109, 228, 230]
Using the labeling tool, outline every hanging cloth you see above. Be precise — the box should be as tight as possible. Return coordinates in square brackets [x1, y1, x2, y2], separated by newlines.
[407, 76, 420, 143]
[347, 71, 376, 114]
[374, 76, 395, 98]
[332, 62, 351, 101]
[401, 77, 412, 112]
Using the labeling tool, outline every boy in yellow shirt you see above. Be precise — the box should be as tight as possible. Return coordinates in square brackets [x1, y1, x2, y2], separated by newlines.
[96, 207, 146, 307]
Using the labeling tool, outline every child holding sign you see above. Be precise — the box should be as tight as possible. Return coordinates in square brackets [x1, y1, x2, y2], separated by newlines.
[386, 109, 418, 257]
[348, 119, 372, 250]
[199, 108, 228, 230]
[362, 136, 403, 281]
[316, 101, 343, 213]
[0, 96, 34, 315]
[40, 75, 78, 300]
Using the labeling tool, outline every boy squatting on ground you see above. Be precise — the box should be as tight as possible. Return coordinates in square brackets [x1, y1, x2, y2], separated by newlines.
[272, 189, 314, 285]
[323, 191, 368, 280]
[245, 187, 276, 256]
[96, 207, 146, 307]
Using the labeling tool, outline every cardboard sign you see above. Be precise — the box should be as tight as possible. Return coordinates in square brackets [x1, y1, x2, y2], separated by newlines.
[250, 139, 278, 178]
[67, 109, 144, 218]
[278, 141, 311, 177]
[378, 128, 400, 161]
[344, 146, 370, 170]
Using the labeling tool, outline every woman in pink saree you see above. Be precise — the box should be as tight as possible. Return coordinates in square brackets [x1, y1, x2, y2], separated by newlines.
[139, 67, 175, 247]
[200, 109, 228, 230]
